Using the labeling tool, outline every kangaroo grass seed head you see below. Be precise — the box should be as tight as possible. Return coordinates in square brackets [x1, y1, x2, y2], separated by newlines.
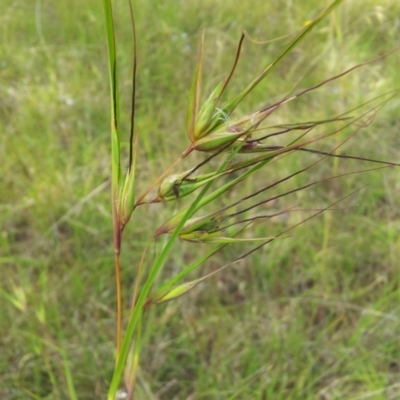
[179, 230, 221, 243]
[190, 81, 226, 142]
[103, 0, 400, 396]
[191, 101, 280, 153]
[154, 213, 217, 238]
[192, 127, 248, 152]
[156, 170, 195, 201]
[155, 170, 221, 202]
[152, 280, 200, 304]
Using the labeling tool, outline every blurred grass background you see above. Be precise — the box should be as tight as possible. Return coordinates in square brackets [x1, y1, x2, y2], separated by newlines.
[1, 0, 400, 399]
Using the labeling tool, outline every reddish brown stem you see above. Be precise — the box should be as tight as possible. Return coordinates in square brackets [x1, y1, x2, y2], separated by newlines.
[114, 252, 122, 360]
[113, 204, 122, 360]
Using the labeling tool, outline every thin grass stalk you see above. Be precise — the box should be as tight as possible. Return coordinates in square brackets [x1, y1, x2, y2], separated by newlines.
[103, 0, 123, 358]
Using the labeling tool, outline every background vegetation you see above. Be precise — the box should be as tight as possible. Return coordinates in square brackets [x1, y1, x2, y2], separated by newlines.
[1, 0, 400, 398]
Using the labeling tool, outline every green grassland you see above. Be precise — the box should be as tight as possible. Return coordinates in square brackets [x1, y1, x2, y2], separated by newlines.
[1, 0, 400, 398]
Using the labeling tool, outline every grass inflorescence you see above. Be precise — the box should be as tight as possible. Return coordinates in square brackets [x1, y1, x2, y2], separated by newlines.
[1, 0, 400, 399]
